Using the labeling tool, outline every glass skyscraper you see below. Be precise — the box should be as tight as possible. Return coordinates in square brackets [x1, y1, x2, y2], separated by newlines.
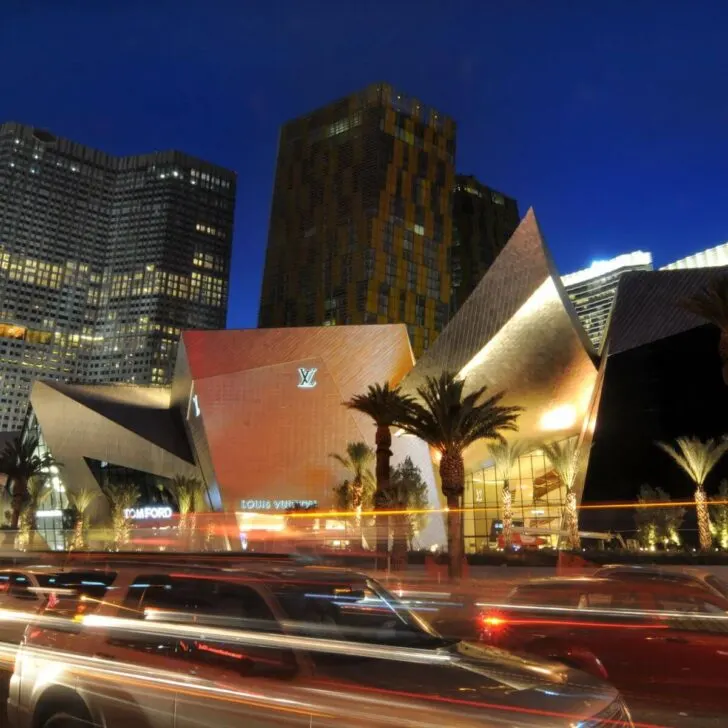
[0, 122, 235, 431]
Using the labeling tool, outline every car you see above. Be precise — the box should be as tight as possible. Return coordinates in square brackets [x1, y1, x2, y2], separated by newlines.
[8, 564, 632, 728]
[439, 575, 728, 712]
[593, 564, 728, 599]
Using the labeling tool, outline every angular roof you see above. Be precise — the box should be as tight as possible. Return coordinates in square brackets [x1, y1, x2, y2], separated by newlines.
[404, 209, 593, 393]
[34, 381, 193, 463]
[605, 268, 728, 356]
[401, 209, 598, 464]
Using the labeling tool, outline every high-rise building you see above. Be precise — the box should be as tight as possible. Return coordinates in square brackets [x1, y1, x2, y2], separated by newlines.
[661, 240, 728, 271]
[258, 83, 456, 356]
[562, 251, 653, 349]
[450, 175, 519, 313]
[0, 122, 235, 431]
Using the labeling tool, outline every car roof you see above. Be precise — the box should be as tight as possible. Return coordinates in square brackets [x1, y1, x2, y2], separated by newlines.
[596, 564, 715, 580]
[53, 562, 367, 584]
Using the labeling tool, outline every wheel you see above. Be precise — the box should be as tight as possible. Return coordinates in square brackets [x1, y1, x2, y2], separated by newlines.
[41, 710, 95, 728]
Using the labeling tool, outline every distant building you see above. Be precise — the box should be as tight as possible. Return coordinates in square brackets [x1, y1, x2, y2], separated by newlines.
[661, 241, 728, 271]
[450, 175, 519, 314]
[562, 252, 653, 349]
[0, 122, 235, 431]
[258, 83, 456, 357]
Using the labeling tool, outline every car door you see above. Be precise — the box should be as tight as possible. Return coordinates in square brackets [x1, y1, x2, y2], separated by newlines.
[563, 584, 662, 689]
[638, 590, 728, 708]
[116, 574, 309, 728]
[72, 573, 177, 728]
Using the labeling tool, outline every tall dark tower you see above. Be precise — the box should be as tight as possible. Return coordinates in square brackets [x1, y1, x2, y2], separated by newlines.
[450, 175, 520, 314]
[258, 83, 456, 357]
[0, 122, 236, 431]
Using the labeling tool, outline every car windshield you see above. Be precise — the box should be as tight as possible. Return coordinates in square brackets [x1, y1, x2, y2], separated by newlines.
[273, 576, 446, 647]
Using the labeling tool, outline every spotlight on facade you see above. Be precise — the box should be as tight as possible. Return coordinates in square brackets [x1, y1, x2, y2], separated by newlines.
[539, 405, 577, 431]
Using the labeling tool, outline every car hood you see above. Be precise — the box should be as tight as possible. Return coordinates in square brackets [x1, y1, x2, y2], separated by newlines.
[312, 640, 621, 727]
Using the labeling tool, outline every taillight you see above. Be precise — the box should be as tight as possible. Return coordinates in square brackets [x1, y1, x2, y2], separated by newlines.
[479, 612, 508, 642]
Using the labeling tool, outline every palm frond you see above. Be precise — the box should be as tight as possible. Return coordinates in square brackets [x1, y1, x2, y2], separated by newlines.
[541, 438, 579, 491]
[399, 371, 522, 453]
[101, 482, 140, 512]
[170, 474, 206, 514]
[330, 442, 374, 479]
[344, 382, 414, 427]
[67, 487, 98, 514]
[489, 440, 530, 481]
[657, 437, 728, 486]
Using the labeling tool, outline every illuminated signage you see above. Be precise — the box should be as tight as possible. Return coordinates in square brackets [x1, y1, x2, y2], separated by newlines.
[192, 394, 201, 417]
[297, 367, 317, 389]
[240, 499, 318, 511]
[124, 506, 173, 520]
[36, 509, 63, 519]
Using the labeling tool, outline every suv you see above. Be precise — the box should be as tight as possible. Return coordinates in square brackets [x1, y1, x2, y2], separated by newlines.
[466, 576, 728, 711]
[8, 564, 631, 728]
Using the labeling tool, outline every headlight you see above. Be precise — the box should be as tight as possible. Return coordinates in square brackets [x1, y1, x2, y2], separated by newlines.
[573, 697, 633, 728]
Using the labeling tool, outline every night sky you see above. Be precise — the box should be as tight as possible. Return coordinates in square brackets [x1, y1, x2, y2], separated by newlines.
[1, 1, 726, 328]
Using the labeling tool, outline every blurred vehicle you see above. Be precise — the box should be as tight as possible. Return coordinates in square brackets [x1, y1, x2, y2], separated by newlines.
[0, 568, 58, 645]
[434, 575, 728, 711]
[593, 564, 728, 599]
[8, 564, 632, 728]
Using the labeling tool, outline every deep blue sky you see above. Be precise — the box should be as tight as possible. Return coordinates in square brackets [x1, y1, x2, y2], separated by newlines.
[1, 1, 726, 328]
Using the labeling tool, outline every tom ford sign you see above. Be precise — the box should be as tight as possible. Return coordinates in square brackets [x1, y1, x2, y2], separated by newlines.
[240, 499, 318, 511]
[124, 506, 173, 520]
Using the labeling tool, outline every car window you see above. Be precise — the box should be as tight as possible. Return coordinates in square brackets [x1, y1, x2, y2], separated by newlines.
[578, 590, 640, 610]
[655, 593, 726, 614]
[44, 571, 117, 620]
[110, 574, 297, 678]
[509, 585, 580, 608]
[274, 576, 441, 647]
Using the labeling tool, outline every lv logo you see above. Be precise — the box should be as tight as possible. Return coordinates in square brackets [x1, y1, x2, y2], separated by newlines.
[297, 367, 318, 389]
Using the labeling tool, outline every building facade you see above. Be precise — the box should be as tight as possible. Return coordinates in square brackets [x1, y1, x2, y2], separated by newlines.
[450, 175, 519, 314]
[258, 83, 456, 357]
[661, 240, 728, 271]
[562, 251, 653, 349]
[0, 122, 235, 431]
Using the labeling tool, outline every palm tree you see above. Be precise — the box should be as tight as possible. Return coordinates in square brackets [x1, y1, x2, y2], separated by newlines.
[489, 440, 529, 550]
[541, 438, 581, 550]
[67, 487, 98, 551]
[344, 383, 414, 562]
[657, 436, 728, 551]
[170, 474, 207, 550]
[330, 442, 375, 545]
[16, 476, 48, 551]
[681, 275, 728, 384]
[399, 372, 522, 580]
[101, 483, 140, 551]
[0, 435, 58, 531]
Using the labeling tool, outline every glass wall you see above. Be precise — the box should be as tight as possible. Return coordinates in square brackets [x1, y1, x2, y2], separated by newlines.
[24, 410, 70, 550]
[463, 444, 568, 552]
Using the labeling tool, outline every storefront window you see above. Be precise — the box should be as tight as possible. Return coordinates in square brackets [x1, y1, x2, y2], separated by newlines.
[463, 444, 568, 552]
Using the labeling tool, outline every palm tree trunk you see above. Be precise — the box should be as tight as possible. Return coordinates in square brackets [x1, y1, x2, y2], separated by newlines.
[374, 424, 392, 569]
[564, 489, 580, 550]
[695, 485, 712, 551]
[390, 512, 408, 572]
[501, 480, 512, 550]
[10, 477, 27, 531]
[440, 451, 465, 581]
[71, 517, 85, 550]
[719, 330, 728, 385]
